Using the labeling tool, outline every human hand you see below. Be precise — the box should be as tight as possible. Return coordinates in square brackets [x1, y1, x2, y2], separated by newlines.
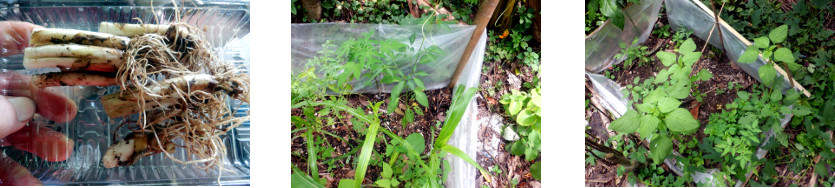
[0, 21, 79, 186]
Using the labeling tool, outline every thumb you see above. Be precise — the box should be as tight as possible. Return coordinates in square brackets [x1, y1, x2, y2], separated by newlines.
[0, 96, 34, 139]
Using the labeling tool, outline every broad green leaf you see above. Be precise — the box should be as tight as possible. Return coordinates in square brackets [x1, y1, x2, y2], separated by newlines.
[698, 69, 713, 81]
[414, 71, 429, 77]
[671, 65, 692, 81]
[636, 103, 656, 114]
[656, 51, 677, 66]
[738, 91, 750, 101]
[639, 115, 660, 140]
[525, 147, 539, 161]
[508, 96, 523, 116]
[654, 69, 670, 84]
[382, 163, 393, 179]
[379, 128, 427, 168]
[387, 82, 405, 113]
[667, 81, 691, 99]
[793, 106, 812, 116]
[774, 47, 794, 63]
[753, 36, 769, 49]
[409, 33, 416, 44]
[680, 38, 697, 52]
[414, 90, 429, 107]
[758, 65, 777, 86]
[413, 77, 426, 90]
[405, 133, 426, 154]
[657, 97, 682, 113]
[600, 0, 617, 21]
[611, 10, 625, 30]
[770, 89, 782, 102]
[785, 61, 801, 72]
[517, 110, 538, 126]
[643, 89, 667, 105]
[665, 108, 699, 133]
[783, 89, 799, 105]
[509, 141, 526, 155]
[650, 135, 673, 164]
[610, 110, 640, 133]
[375, 179, 391, 188]
[381, 75, 401, 84]
[532, 89, 541, 107]
[531, 162, 541, 180]
[769, 25, 788, 43]
[682, 52, 702, 67]
[738, 45, 760, 63]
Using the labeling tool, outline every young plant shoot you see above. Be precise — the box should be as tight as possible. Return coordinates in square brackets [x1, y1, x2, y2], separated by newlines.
[610, 38, 704, 165]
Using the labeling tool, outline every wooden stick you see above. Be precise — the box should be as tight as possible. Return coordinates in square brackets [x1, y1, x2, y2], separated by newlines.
[447, 0, 500, 88]
[691, 0, 811, 97]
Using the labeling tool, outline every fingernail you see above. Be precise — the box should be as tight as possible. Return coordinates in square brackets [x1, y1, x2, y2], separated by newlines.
[7, 97, 34, 122]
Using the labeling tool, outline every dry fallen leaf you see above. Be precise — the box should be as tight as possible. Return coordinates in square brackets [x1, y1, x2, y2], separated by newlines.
[690, 101, 701, 120]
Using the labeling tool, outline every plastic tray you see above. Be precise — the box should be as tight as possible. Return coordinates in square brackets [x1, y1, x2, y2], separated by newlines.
[0, 3, 250, 185]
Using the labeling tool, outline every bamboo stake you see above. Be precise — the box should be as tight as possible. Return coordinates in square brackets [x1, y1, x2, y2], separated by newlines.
[448, 0, 500, 88]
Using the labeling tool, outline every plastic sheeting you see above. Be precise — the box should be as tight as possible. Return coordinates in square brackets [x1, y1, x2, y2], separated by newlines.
[587, 0, 803, 186]
[665, 0, 806, 95]
[0, 5, 251, 185]
[290, 23, 487, 188]
[443, 30, 486, 188]
[585, 0, 663, 73]
[291, 23, 477, 94]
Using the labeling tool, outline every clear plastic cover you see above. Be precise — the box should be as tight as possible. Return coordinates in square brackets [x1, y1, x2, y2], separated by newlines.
[0, 5, 250, 185]
[665, 0, 804, 94]
[291, 23, 477, 94]
[444, 30, 486, 188]
[290, 23, 487, 187]
[585, 0, 663, 73]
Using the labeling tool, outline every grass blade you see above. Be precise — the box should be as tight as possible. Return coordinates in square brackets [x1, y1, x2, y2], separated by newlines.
[353, 121, 380, 188]
[306, 129, 320, 183]
[292, 166, 325, 188]
[436, 86, 478, 148]
[440, 145, 492, 183]
[309, 101, 374, 124]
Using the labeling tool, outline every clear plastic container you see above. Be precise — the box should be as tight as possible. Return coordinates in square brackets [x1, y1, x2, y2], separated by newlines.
[0, 2, 250, 185]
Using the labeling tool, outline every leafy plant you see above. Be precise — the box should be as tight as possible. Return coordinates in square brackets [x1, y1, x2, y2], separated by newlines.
[610, 38, 706, 164]
[323, 86, 490, 188]
[653, 24, 671, 39]
[614, 37, 651, 68]
[737, 25, 797, 87]
[500, 86, 542, 161]
[586, 0, 640, 31]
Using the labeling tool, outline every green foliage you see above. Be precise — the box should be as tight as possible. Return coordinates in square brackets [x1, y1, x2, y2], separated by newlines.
[703, 82, 811, 179]
[737, 25, 795, 87]
[319, 0, 412, 24]
[588, 0, 625, 30]
[485, 5, 540, 72]
[652, 24, 671, 39]
[611, 38, 708, 164]
[614, 37, 652, 68]
[500, 86, 542, 161]
[486, 29, 541, 71]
